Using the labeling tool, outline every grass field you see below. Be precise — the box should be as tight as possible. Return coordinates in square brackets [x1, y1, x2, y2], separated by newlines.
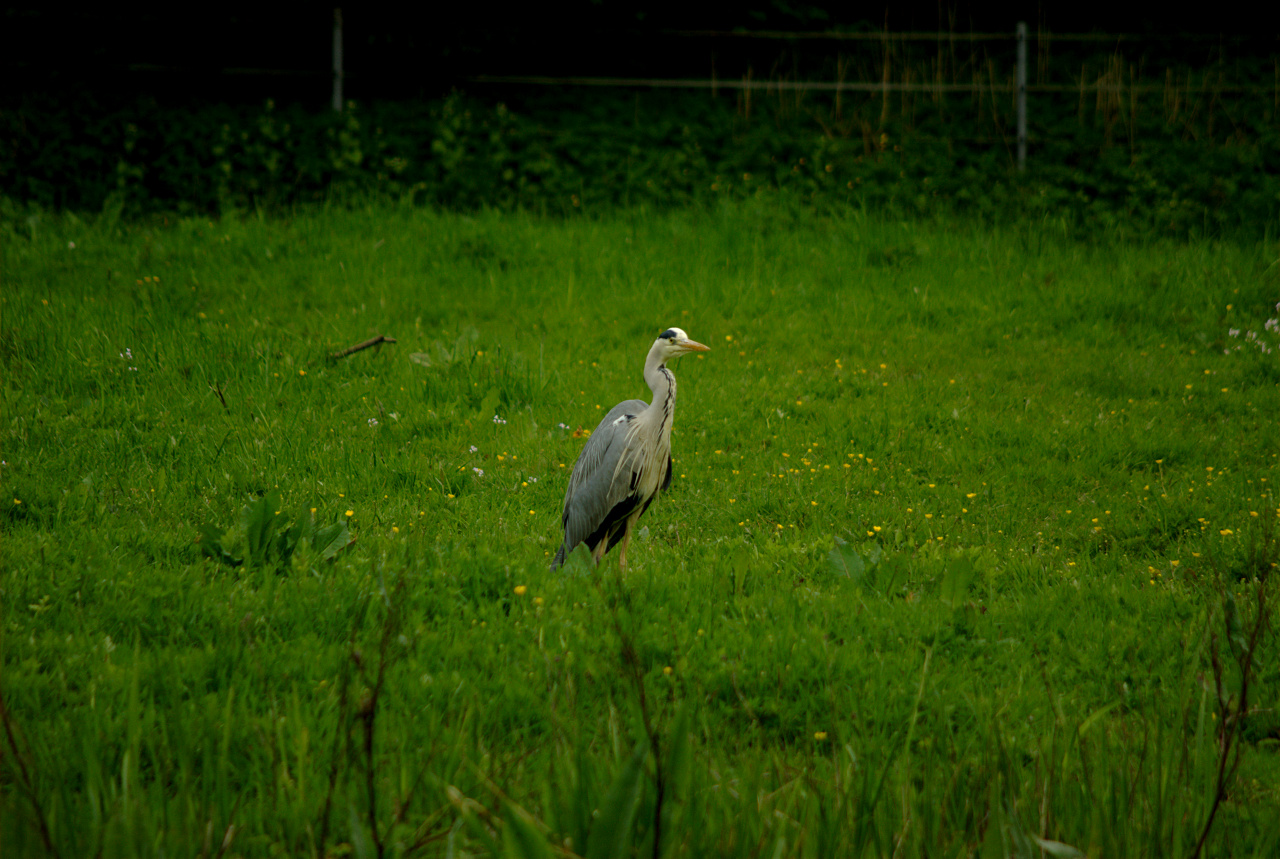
[2, 200, 1279, 857]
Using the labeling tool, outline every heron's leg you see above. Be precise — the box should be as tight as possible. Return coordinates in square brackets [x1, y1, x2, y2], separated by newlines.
[592, 537, 608, 565]
[618, 523, 633, 573]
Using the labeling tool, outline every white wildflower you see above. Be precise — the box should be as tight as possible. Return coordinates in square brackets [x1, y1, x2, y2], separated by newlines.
[492, 415, 507, 425]
[472, 467, 484, 477]
[469, 445, 478, 453]
[368, 418, 379, 427]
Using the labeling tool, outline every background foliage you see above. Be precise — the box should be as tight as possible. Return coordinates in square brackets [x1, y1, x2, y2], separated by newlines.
[5, 35, 1280, 238]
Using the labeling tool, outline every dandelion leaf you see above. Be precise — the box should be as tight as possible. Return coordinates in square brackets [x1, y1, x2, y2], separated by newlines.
[198, 522, 242, 568]
[239, 492, 282, 566]
[311, 519, 354, 560]
[939, 556, 976, 607]
[827, 540, 866, 584]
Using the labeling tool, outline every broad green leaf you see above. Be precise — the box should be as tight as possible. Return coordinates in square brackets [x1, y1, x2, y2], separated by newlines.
[479, 387, 501, 420]
[311, 519, 354, 560]
[827, 542, 866, 584]
[198, 523, 242, 568]
[939, 557, 976, 607]
[240, 492, 282, 566]
[585, 739, 648, 859]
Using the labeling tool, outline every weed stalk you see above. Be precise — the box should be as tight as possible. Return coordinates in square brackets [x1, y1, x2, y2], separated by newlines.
[1190, 524, 1274, 859]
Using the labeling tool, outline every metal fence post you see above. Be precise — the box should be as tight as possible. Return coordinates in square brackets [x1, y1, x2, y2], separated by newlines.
[1016, 21, 1027, 171]
[332, 8, 344, 112]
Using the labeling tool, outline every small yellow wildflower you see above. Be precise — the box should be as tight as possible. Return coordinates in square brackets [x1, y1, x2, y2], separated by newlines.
[514, 585, 527, 596]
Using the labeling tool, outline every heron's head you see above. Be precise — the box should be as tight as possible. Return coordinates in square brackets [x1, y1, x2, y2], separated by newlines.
[654, 327, 710, 360]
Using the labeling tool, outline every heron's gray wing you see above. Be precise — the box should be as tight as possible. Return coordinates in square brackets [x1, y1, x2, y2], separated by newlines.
[559, 400, 648, 556]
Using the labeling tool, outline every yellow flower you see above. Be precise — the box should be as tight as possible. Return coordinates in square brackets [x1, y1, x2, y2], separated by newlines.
[392, 526, 399, 534]
[814, 731, 828, 741]
[966, 493, 976, 499]
[534, 597, 544, 606]
[663, 666, 673, 676]
[514, 585, 527, 596]
[299, 369, 306, 376]
[1220, 529, 1234, 536]
[345, 509, 354, 517]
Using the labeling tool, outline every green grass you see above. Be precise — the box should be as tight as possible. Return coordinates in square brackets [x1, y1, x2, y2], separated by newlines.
[3, 200, 1279, 857]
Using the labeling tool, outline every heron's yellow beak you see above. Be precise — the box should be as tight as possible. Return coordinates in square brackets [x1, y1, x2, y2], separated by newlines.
[677, 339, 710, 353]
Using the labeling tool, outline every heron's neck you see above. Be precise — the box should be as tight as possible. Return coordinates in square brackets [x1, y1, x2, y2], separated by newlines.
[642, 350, 676, 437]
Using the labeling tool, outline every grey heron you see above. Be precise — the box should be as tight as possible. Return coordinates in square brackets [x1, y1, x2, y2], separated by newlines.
[552, 327, 710, 571]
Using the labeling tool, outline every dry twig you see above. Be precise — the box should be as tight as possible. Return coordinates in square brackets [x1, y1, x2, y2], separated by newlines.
[330, 335, 397, 362]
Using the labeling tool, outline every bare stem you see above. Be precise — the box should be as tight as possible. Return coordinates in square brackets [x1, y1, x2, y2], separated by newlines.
[0, 690, 61, 858]
[330, 335, 398, 361]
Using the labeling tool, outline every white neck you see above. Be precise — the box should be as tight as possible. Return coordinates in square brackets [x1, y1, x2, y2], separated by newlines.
[641, 343, 677, 433]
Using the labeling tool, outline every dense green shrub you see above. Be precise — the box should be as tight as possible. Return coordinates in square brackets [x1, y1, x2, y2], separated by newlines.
[4, 79, 1279, 237]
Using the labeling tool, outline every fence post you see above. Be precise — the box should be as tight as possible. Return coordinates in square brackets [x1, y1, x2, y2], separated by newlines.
[1016, 21, 1027, 171]
[332, 8, 344, 112]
